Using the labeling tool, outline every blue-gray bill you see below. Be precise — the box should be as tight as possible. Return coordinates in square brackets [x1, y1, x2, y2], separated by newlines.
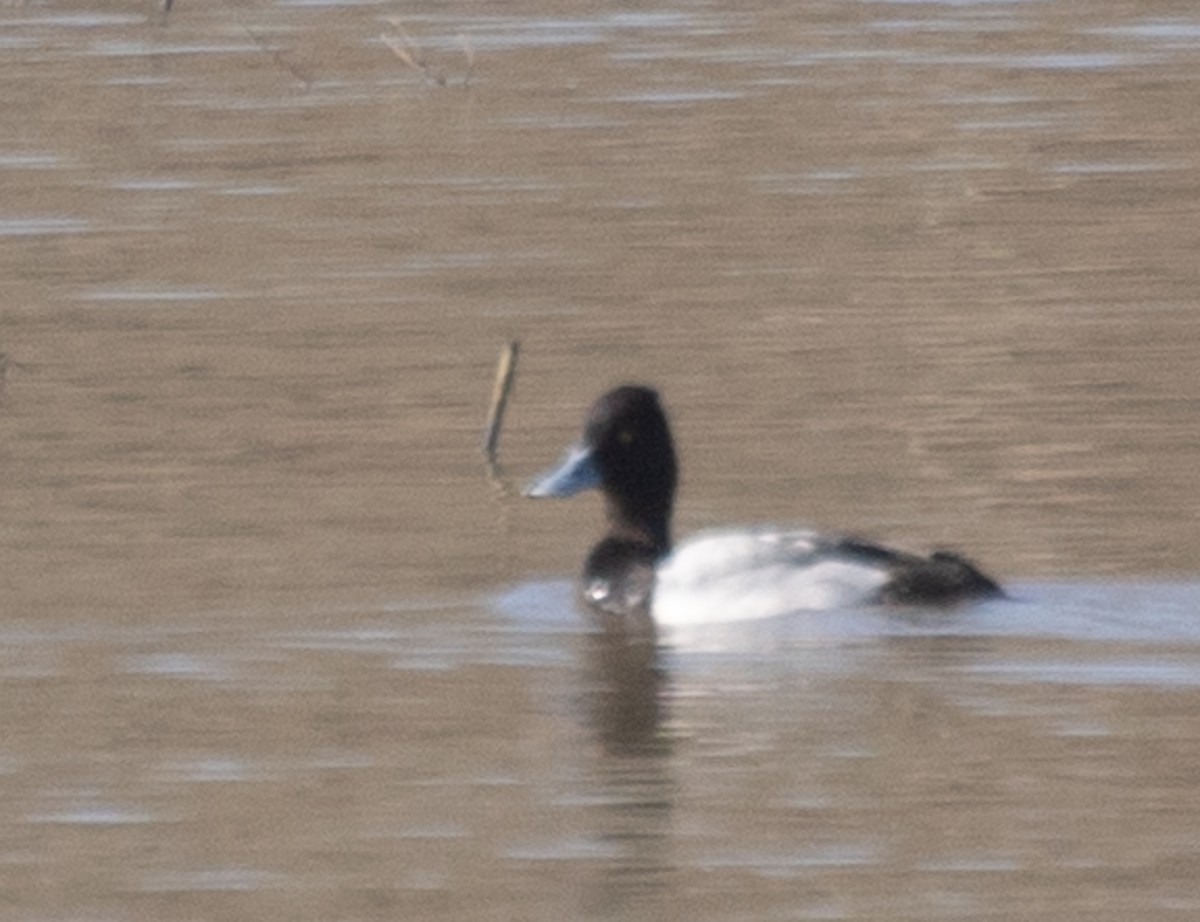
[524, 443, 601, 498]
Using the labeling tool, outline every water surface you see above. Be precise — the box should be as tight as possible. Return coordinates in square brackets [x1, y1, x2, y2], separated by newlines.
[2, 1, 1200, 919]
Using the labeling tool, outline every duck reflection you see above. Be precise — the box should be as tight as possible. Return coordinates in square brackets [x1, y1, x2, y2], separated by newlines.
[574, 624, 675, 913]
[580, 623, 668, 757]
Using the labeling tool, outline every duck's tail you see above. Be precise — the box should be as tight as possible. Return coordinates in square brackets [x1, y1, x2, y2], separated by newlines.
[880, 548, 1006, 606]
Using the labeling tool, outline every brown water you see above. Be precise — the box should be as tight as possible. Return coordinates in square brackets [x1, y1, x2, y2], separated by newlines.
[3, 1, 1200, 918]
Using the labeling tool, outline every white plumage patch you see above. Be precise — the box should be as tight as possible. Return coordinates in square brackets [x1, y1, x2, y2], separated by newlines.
[651, 528, 890, 626]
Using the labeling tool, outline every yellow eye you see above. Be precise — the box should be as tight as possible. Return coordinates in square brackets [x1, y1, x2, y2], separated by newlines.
[618, 429, 634, 446]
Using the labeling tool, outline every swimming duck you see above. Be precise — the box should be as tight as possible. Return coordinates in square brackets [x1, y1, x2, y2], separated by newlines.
[526, 385, 1003, 626]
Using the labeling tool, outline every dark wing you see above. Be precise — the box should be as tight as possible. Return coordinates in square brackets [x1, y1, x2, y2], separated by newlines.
[832, 536, 1003, 605]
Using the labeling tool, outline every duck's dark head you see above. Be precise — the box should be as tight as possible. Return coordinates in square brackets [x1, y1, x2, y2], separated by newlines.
[526, 385, 678, 554]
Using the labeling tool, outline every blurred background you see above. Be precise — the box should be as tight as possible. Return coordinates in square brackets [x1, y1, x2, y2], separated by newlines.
[2, 1, 1199, 919]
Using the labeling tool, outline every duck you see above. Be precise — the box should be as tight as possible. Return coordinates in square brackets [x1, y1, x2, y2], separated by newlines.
[525, 385, 1003, 626]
